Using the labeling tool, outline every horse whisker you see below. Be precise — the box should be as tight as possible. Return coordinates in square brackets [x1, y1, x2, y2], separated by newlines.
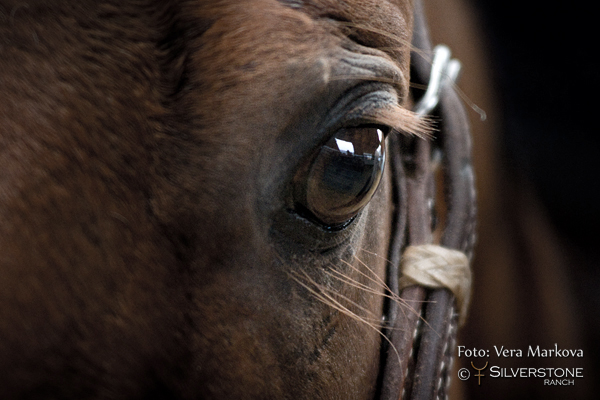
[291, 269, 383, 324]
[322, 267, 426, 334]
[355, 248, 442, 337]
[323, 266, 381, 296]
[289, 269, 405, 366]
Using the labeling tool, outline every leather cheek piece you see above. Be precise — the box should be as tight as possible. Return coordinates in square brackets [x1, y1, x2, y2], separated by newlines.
[399, 244, 471, 326]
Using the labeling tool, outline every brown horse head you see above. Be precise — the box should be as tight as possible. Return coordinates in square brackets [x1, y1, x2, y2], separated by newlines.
[0, 0, 427, 398]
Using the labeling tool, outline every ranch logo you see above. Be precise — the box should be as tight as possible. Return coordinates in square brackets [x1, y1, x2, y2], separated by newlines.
[456, 344, 585, 387]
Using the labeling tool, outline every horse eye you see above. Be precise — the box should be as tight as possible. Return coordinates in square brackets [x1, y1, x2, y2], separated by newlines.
[295, 126, 387, 229]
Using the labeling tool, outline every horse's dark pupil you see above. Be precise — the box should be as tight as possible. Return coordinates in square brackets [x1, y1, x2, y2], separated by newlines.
[304, 127, 386, 227]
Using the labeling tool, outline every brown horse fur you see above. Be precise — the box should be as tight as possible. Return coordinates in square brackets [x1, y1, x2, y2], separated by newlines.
[0, 0, 429, 398]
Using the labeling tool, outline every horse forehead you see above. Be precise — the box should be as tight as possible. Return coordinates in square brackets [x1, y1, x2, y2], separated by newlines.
[275, 0, 413, 25]
[292, 0, 413, 36]
[196, 0, 413, 122]
[200, 0, 413, 64]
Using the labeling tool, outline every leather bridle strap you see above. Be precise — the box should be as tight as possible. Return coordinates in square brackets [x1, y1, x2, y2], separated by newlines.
[379, 0, 476, 399]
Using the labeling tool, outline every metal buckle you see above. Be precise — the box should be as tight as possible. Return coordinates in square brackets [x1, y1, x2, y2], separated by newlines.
[413, 45, 461, 116]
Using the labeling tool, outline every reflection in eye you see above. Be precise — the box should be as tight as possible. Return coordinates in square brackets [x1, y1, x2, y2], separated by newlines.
[296, 126, 386, 229]
[335, 138, 355, 154]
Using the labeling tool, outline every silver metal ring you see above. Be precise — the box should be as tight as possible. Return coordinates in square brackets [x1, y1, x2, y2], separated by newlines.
[414, 45, 462, 116]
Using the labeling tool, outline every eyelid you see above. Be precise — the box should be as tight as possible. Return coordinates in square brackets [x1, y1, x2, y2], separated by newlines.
[339, 123, 391, 142]
[358, 104, 431, 138]
[322, 85, 397, 131]
[330, 46, 410, 102]
[332, 90, 429, 139]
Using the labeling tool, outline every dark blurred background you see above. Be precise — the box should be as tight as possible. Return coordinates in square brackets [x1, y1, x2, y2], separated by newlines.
[425, 0, 600, 398]
[469, 1, 599, 399]
[473, 1, 600, 252]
